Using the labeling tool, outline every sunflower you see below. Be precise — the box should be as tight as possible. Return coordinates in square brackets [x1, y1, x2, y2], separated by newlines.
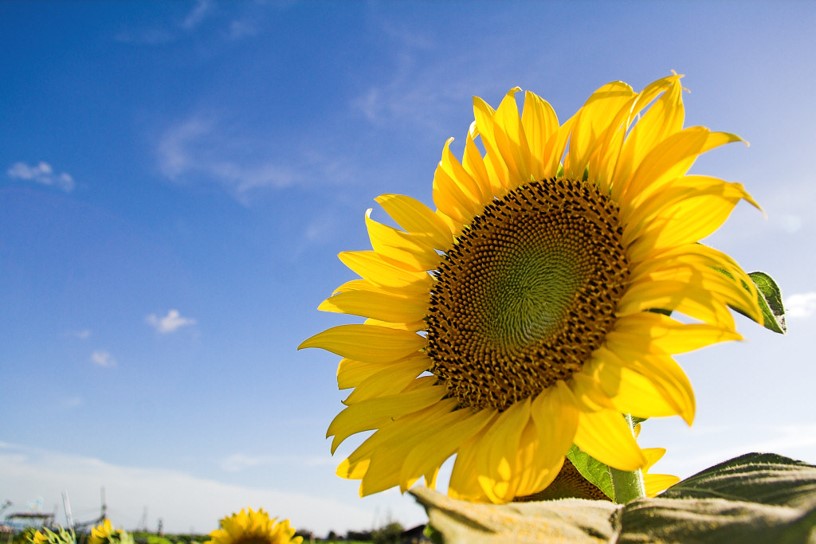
[300, 74, 764, 503]
[89, 519, 114, 544]
[27, 528, 74, 544]
[89, 519, 132, 544]
[207, 508, 302, 544]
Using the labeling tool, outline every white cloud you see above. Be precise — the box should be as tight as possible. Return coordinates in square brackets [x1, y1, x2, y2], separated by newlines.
[182, 0, 214, 30]
[226, 20, 257, 40]
[785, 292, 816, 319]
[221, 453, 334, 473]
[114, 28, 175, 45]
[61, 396, 84, 408]
[116, 0, 215, 45]
[0, 443, 387, 536]
[67, 329, 92, 340]
[146, 309, 197, 334]
[7, 161, 75, 192]
[156, 115, 298, 202]
[90, 350, 116, 368]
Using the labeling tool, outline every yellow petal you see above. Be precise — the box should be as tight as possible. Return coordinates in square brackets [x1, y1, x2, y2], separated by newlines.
[492, 88, 532, 186]
[375, 193, 454, 249]
[569, 373, 617, 411]
[476, 398, 531, 502]
[626, 183, 757, 254]
[472, 95, 513, 189]
[531, 381, 579, 462]
[462, 130, 492, 199]
[523, 381, 579, 493]
[622, 175, 760, 236]
[521, 90, 559, 180]
[399, 407, 494, 491]
[344, 353, 430, 404]
[510, 418, 566, 497]
[449, 432, 491, 501]
[609, 312, 742, 355]
[573, 408, 647, 471]
[438, 137, 489, 207]
[645, 473, 680, 497]
[643, 447, 664, 466]
[622, 127, 742, 204]
[627, 253, 761, 325]
[319, 284, 428, 323]
[365, 210, 440, 271]
[565, 80, 634, 180]
[340, 399, 454, 479]
[327, 377, 444, 452]
[363, 316, 425, 332]
[616, 75, 685, 186]
[598, 345, 695, 425]
[590, 356, 684, 419]
[618, 278, 736, 329]
[433, 157, 482, 224]
[298, 323, 424, 363]
[336, 358, 381, 389]
[338, 250, 432, 290]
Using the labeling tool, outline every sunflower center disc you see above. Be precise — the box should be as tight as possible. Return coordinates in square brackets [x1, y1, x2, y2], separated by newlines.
[426, 178, 630, 411]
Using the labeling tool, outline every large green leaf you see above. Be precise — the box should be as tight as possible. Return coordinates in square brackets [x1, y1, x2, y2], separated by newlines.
[411, 487, 618, 544]
[616, 496, 816, 544]
[660, 452, 816, 507]
[412, 453, 816, 543]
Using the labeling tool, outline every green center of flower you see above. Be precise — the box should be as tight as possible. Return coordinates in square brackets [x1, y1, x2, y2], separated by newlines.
[426, 178, 630, 411]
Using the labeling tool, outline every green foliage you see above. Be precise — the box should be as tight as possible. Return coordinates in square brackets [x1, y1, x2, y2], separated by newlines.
[131, 533, 204, 544]
[412, 453, 816, 543]
[24, 528, 76, 544]
[566, 445, 614, 501]
[371, 522, 404, 544]
[748, 271, 786, 334]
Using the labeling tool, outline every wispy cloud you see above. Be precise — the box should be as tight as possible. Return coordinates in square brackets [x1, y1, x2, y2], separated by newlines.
[61, 396, 84, 408]
[349, 15, 542, 136]
[116, 0, 259, 46]
[181, 0, 213, 30]
[0, 443, 385, 535]
[156, 115, 303, 203]
[114, 27, 175, 46]
[785, 292, 816, 319]
[221, 453, 334, 473]
[65, 329, 92, 340]
[7, 161, 75, 192]
[90, 350, 116, 368]
[146, 309, 196, 334]
[226, 19, 257, 40]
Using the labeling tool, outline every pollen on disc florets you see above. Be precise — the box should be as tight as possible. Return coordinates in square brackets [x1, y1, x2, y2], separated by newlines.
[426, 178, 630, 411]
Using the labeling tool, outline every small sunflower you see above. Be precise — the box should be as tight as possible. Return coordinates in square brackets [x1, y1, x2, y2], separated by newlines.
[207, 508, 302, 544]
[89, 519, 131, 544]
[28, 528, 75, 544]
[301, 74, 764, 503]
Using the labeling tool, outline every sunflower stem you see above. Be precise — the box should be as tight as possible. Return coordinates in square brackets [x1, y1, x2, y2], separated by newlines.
[609, 414, 646, 503]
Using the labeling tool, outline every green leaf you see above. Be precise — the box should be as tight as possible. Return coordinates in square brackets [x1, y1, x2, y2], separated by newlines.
[616, 497, 816, 544]
[747, 271, 787, 334]
[412, 453, 816, 543]
[660, 452, 816, 507]
[617, 453, 816, 543]
[567, 445, 615, 501]
[410, 487, 619, 544]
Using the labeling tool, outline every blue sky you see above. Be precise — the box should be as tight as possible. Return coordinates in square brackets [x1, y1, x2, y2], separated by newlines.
[2, 0, 815, 537]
